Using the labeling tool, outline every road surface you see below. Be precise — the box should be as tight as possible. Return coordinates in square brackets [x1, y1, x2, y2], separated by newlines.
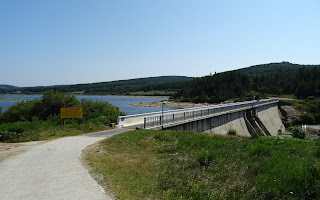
[0, 128, 131, 200]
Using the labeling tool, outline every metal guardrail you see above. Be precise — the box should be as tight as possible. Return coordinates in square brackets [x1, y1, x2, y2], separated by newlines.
[143, 99, 278, 129]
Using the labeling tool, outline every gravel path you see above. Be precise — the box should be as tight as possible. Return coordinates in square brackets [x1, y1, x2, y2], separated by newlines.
[0, 128, 132, 200]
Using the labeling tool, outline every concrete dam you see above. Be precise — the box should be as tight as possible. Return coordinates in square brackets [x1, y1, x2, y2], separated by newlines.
[117, 99, 285, 137]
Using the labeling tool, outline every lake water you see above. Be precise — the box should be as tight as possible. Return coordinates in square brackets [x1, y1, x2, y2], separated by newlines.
[0, 94, 174, 115]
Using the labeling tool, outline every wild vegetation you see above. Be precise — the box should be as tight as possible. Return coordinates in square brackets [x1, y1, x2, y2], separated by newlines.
[85, 129, 320, 200]
[289, 97, 320, 125]
[0, 90, 123, 142]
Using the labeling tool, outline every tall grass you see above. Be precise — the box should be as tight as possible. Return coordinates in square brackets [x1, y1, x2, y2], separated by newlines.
[85, 130, 320, 200]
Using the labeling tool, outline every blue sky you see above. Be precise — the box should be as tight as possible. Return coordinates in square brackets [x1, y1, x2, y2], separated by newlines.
[1, 0, 319, 87]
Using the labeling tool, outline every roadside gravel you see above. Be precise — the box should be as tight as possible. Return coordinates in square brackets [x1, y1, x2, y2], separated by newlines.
[0, 128, 131, 200]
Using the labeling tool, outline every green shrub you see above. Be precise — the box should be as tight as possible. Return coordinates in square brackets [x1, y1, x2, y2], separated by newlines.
[251, 128, 263, 139]
[46, 115, 63, 126]
[227, 129, 237, 135]
[291, 126, 306, 139]
[0, 106, 3, 120]
[40, 90, 80, 120]
[81, 99, 124, 123]
[247, 143, 272, 157]
[292, 114, 315, 125]
[2, 99, 42, 122]
[0, 121, 33, 142]
[196, 150, 218, 167]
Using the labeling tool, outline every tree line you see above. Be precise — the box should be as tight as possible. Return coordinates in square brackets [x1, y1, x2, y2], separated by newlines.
[174, 67, 320, 103]
[1, 76, 192, 95]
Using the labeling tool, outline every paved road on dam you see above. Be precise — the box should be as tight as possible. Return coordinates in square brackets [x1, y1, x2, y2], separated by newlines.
[0, 128, 132, 200]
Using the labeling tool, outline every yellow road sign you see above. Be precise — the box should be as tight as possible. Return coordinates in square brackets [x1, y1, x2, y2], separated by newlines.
[60, 108, 83, 119]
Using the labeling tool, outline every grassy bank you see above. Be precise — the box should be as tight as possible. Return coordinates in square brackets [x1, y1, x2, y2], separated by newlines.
[85, 130, 320, 200]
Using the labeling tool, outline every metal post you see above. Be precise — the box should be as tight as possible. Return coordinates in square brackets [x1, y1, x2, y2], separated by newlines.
[162, 103, 164, 119]
[161, 101, 168, 126]
[144, 117, 146, 129]
[173, 114, 175, 123]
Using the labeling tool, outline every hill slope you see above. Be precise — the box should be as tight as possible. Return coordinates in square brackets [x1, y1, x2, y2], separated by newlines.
[10, 76, 193, 95]
[234, 61, 320, 75]
[175, 62, 320, 103]
[0, 85, 18, 90]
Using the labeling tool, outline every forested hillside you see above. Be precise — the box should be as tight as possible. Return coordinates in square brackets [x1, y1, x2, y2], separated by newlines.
[234, 61, 319, 75]
[175, 62, 320, 103]
[0, 85, 17, 90]
[2, 76, 193, 95]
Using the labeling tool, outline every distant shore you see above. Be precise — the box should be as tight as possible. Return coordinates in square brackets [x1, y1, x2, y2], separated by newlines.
[0, 98, 28, 101]
[1, 93, 169, 98]
[130, 101, 213, 109]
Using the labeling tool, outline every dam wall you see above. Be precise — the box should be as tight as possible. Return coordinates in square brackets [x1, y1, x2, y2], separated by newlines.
[256, 103, 285, 135]
[162, 101, 284, 137]
[118, 99, 284, 137]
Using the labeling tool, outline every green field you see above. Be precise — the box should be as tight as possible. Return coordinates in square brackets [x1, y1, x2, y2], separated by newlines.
[85, 130, 320, 200]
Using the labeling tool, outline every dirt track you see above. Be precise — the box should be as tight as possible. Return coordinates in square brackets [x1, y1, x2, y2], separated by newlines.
[0, 128, 131, 200]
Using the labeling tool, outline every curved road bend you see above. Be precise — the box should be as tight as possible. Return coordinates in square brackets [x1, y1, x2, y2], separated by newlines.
[0, 128, 132, 200]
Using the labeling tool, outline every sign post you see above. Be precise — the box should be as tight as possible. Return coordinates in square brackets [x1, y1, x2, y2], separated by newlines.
[60, 108, 83, 125]
[116, 107, 120, 112]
